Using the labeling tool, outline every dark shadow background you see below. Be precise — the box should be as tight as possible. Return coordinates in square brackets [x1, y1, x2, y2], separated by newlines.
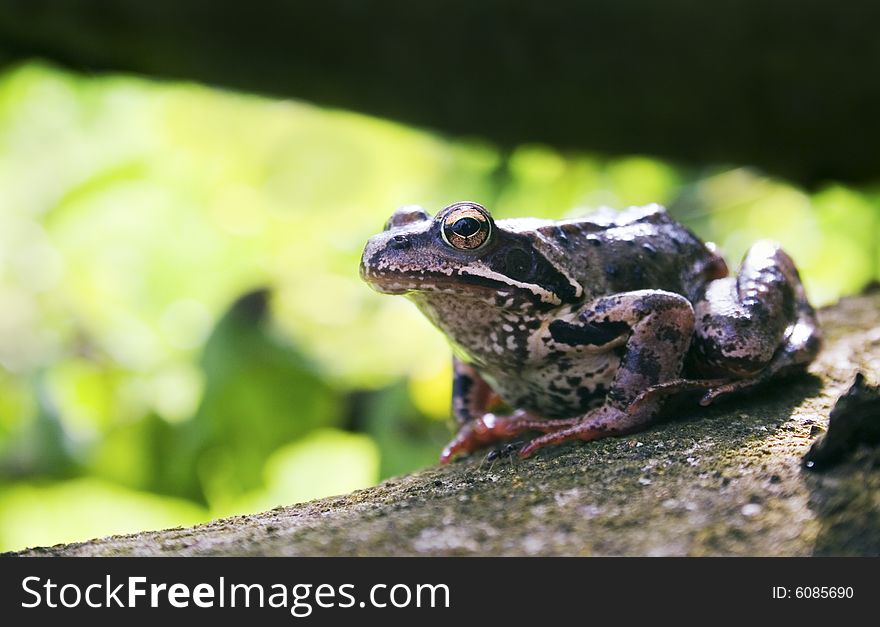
[2, 0, 880, 185]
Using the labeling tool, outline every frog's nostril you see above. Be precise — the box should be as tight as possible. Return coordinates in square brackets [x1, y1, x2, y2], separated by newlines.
[390, 234, 412, 250]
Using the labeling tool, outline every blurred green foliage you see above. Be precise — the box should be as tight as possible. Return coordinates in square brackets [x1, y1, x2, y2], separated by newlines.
[0, 62, 877, 552]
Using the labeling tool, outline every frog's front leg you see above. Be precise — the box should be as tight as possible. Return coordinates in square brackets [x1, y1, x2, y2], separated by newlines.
[450, 357, 500, 427]
[441, 358, 582, 462]
[518, 290, 696, 457]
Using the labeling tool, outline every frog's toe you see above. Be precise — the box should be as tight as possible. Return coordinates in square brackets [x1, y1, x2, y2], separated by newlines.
[628, 377, 731, 413]
[699, 376, 766, 406]
[440, 426, 484, 463]
[518, 421, 614, 458]
[517, 406, 628, 458]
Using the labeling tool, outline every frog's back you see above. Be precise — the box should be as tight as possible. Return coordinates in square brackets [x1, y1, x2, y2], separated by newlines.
[533, 204, 727, 302]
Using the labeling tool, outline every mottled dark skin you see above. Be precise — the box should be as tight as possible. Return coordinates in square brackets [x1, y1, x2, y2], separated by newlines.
[360, 202, 821, 460]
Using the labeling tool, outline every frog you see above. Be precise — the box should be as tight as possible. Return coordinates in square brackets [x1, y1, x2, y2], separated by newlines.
[359, 201, 821, 462]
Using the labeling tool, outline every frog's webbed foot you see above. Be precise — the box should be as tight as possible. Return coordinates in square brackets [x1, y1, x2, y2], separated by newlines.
[514, 369, 795, 459]
[517, 377, 734, 458]
[440, 411, 580, 463]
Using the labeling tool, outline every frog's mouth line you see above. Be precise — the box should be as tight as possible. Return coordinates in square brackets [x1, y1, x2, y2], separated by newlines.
[364, 270, 514, 296]
[364, 270, 566, 310]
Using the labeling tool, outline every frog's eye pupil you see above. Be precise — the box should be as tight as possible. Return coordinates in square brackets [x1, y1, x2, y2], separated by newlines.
[451, 217, 480, 237]
[441, 205, 492, 250]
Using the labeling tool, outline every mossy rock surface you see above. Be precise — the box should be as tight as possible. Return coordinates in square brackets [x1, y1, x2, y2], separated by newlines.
[12, 293, 880, 557]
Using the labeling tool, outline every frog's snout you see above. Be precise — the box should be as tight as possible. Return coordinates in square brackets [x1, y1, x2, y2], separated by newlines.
[359, 232, 386, 279]
[359, 231, 406, 292]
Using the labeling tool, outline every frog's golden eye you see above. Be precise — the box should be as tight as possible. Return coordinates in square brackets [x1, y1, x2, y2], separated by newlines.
[441, 205, 492, 250]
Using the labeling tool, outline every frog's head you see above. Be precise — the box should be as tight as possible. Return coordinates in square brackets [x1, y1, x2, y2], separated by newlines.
[360, 202, 583, 310]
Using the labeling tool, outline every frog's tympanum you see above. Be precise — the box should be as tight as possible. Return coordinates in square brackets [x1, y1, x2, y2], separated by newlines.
[360, 202, 821, 461]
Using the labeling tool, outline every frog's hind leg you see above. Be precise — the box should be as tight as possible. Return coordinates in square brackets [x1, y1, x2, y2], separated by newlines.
[690, 241, 821, 405]
[519, 290, 698, 458]
[515, 377, 732, 457]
